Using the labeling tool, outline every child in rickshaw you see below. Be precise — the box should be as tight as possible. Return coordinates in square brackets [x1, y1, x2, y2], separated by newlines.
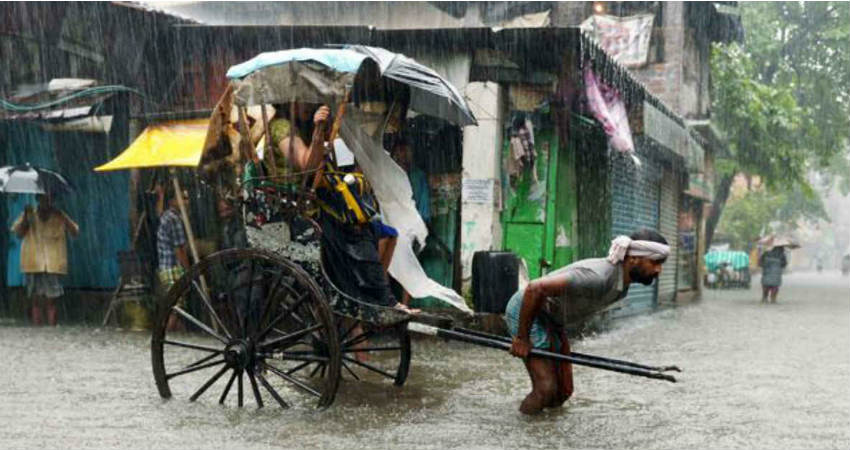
[266, 101, 419, 315]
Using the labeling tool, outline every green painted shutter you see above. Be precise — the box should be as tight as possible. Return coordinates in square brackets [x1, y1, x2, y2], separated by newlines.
[501, 126, 553, 279]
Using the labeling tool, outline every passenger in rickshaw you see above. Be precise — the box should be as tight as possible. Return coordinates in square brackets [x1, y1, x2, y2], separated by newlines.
[268, 102, 329, 177]
[266, 100, 418, 314]
[341, 163, 399, 278]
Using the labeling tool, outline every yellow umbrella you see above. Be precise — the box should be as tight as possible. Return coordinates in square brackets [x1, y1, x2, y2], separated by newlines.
[94, 119, 209, 172]
[94, 119, 209, 271]
[95, 119, 227, 330]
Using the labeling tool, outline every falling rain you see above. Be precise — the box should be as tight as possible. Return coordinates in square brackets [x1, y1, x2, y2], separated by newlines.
[1, 2, 848, 450]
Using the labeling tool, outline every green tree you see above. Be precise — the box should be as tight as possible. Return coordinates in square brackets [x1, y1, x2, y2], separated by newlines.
[743, 2, 849, 177]
[706, 43, 808, 247]
[706, 2, 850, 247]
[716, 185, 828, 250]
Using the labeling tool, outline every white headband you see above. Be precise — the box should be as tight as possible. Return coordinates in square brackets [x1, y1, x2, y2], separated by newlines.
[607, 235, 670, 264]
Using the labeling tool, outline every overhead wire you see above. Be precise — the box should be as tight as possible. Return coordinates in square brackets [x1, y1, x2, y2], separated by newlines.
[0, 85, 149, 112]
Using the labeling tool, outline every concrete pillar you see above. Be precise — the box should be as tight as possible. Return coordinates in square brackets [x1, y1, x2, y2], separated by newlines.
[459, 81, 504, 294]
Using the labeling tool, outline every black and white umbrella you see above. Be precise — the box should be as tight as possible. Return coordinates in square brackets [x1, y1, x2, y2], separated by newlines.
[227, 46, 477, 127]
[347, 45, 478, 127]
[0, 164, 73, 195]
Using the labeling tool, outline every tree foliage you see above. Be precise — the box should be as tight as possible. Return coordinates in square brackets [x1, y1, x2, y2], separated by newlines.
[711, 43, 807, 188]
[740, 1, 850, 190]
[707, 2, 849, 246]
[716, 185, 828, 250]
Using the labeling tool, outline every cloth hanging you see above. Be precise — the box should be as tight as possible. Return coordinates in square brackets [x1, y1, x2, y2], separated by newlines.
[584, 67, 635, 156]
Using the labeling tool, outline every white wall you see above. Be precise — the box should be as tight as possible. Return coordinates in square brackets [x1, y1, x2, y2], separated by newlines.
[408, 50, 472, 94]
[460, 81, 504, 293]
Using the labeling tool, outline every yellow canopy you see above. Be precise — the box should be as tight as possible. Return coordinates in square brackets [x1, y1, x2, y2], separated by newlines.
[94, 119, 209, 171]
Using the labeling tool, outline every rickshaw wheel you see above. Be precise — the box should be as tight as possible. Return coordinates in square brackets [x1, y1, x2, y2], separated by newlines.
[333, 316, 412, 386]
[151, 248, 341, 409]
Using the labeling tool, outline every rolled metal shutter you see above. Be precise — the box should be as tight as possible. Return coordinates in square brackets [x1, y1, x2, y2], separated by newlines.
[609, 152, 661, 317]
[657, 165, 679, 303]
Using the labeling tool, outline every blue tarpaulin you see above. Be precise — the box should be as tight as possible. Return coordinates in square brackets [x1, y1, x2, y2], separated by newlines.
[704, 250, 750, 271]
[226, 48, 368, 79]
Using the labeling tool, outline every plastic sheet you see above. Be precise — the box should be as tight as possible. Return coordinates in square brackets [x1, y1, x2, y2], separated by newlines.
[340, 109, 472, 314]
[584, 67, 635, 156]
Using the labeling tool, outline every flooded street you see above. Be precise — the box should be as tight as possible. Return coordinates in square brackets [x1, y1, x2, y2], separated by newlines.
[2, 2, 848, 450]
[2, 272, 849, 450]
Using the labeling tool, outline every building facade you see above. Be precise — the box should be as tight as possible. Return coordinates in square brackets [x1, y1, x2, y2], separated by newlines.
[1, 2, 740, 322]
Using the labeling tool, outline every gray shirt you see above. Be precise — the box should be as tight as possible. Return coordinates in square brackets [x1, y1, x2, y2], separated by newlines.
[541, 258, 628, 328]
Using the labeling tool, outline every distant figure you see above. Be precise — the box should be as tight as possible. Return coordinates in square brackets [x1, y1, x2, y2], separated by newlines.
[505, 229, 669, 414]
[391, 138, 431, 225]
[11, 193, 80, 326]
[759, 247, 787, 303]
[391, 138, 430, 306]
[156, 186, 191, 330]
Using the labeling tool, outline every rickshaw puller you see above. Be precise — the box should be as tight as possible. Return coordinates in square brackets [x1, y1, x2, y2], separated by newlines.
[506, 229, 670, 414]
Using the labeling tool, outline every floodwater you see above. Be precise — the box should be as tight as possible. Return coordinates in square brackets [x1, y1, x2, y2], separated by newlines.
[1, 272, 849, 450]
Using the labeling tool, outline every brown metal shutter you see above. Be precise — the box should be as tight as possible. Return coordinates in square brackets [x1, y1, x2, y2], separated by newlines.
[657, 165, 680, 303]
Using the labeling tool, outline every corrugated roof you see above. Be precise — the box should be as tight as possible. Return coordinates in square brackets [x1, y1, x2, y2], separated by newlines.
[111, 1, 202, 25]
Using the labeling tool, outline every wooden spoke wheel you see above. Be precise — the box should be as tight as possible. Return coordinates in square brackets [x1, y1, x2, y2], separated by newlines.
[151, 249, 341, 409]
[333, 316, 412, 386]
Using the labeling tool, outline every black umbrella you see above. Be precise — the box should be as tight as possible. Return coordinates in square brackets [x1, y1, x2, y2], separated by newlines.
[0, 164, 74, 195]
[347, 45, 478, 126]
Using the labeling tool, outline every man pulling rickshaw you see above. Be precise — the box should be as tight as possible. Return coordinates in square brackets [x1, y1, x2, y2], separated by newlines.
[96, 46, 679, 412]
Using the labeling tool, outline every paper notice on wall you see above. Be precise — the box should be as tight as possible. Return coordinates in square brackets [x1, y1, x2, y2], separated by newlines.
[462, 179, 494, 204]
[580, 14, 655, 67]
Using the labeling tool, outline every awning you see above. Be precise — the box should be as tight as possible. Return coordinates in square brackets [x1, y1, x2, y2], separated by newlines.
[687, 119, 730, 159]
[644, 101, 703, 171]
[94, 119, 208, 171]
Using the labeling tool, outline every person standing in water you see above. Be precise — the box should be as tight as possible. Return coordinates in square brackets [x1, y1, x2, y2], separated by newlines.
[505, 229, 670, 414]
[11, 193, 80, 326]
[759, 246, 787, 303]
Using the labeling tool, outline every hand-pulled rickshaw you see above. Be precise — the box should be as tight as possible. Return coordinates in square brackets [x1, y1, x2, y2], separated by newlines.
[143, 47, 679, 411]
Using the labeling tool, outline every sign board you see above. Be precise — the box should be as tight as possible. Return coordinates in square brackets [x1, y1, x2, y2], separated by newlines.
[462, 178, 494, 204]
